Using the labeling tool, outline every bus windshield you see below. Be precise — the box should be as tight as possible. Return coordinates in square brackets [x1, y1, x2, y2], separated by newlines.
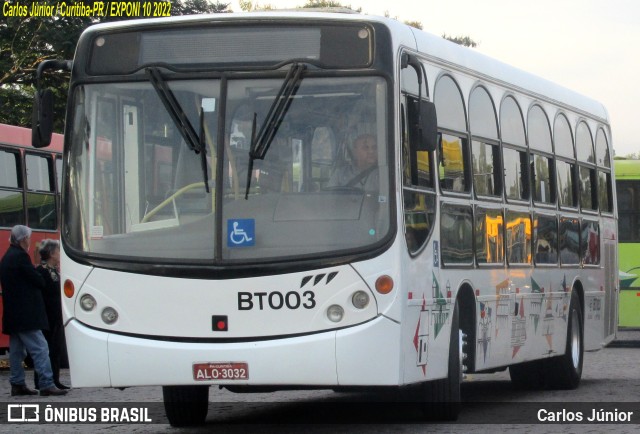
[65, 75, 390, 263]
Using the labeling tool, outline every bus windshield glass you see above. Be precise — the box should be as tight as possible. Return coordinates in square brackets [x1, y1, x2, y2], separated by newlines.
[65, 75, 390, 262]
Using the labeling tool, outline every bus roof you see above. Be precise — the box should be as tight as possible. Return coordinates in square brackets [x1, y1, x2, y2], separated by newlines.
[81, 11, 609, 124]
[614, 158, 640, 180]
[407, 26, 609, 123]
[0, 123, 63, 153]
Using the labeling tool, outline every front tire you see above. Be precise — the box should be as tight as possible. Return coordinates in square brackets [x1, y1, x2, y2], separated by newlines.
[421, 302, 461, 421]
[162, 385, 209, 427]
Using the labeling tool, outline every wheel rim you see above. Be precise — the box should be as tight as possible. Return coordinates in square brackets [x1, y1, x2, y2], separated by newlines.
[570, 308, 581, 369]
[458, 330, 466, 381]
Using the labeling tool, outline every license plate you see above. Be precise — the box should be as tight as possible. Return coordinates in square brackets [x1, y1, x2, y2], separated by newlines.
[193, 362, 249, 381]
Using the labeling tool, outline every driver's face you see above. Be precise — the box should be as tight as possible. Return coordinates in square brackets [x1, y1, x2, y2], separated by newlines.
[352, 135, 377, 170]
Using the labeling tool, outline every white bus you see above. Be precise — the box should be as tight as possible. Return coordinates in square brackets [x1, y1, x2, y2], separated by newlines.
[33, 11, 617, 426]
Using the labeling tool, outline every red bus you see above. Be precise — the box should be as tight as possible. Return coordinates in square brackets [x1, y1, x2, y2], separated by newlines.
[0, 123, 63, 353]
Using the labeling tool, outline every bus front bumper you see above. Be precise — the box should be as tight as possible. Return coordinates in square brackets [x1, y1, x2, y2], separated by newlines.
[65, 316, 401, 388]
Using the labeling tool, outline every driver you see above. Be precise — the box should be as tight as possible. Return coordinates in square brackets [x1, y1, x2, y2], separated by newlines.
[327, 134, 378, 190]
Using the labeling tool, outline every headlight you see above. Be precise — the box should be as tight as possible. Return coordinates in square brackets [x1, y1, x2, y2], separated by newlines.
[327, 305, 344, 323]
[352, 291, 370, 309]
[79, 294, 96, 311]
[101, 307, 118, 325]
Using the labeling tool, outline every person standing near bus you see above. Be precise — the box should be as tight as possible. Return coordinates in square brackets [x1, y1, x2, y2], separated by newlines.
[35, 239, 69, 390]
[0, 225, 67, 396]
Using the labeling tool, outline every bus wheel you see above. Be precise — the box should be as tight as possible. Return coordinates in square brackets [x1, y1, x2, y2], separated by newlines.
[421, 302, 461, 421]
[546, 289, 583, 389]
[162, 385, 209, 427]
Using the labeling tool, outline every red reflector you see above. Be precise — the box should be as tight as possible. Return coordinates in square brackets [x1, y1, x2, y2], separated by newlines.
[212, 315, 228, 331]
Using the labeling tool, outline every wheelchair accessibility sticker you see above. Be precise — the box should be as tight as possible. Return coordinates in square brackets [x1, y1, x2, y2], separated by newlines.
[228, 219, 255, 247]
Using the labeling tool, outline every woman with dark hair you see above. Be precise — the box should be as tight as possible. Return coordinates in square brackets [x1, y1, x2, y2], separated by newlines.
[35, 239, 69, 390]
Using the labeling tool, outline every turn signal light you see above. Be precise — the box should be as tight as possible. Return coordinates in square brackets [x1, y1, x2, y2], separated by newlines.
[63, 280, 75, 298]
[375, 275, 394, 294]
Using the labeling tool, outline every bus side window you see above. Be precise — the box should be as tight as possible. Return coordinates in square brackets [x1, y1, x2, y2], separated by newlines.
[434, 75, 470, 194]
[534, 214, 558, 265]
[506, 211, 532, 265]
[475, 207, 504, 265]
[0, 149, 23, 228]
[440, 203, 473, 266]
[402, 100, 435, 255]
[581, 220, 600, 265]
[559, 217, 580, 265]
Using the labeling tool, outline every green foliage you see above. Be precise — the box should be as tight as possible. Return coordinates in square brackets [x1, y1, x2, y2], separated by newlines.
[404, 21, 423, 30]
[442, 34, 478, 48]
[0, 0, 230, 131]
[301, 0, 361, 12]
[238, 1, 276, 11]
[0, 86, 34, 127]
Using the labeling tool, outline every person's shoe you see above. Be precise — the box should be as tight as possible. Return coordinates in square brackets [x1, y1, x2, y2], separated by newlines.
[39, 386, 68, 396]
[11, 384, 38, 396]
[54, 382, 70, 390]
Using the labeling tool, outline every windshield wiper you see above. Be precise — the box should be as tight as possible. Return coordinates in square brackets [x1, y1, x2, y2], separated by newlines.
[146, 67, 209, 193]
[198, 107, 209, 193]
[245, 62, 306, 199]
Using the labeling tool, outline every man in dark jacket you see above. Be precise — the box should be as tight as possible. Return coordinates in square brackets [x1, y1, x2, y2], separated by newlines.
[0, 225, 67, 396]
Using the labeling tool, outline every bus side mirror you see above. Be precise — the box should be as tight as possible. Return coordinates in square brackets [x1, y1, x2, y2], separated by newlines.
[31, 59, 72, 148]
[32, 88, 54, 148]
[420, 100, 438, 152]
[408, 98, 438, 152]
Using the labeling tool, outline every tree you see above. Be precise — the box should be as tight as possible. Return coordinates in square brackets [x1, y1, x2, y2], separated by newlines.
[0, 1, 230, 131]
[405, 21, 423, 30]
[301, 0, 361, 12]
[238, 1, 276, 11]
[442, 34, 478, 48]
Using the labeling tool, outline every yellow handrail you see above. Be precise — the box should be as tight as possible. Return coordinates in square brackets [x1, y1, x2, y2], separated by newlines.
[141, 181, 205, 223]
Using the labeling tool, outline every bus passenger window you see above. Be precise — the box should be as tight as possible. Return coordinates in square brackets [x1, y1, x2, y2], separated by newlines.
[581, 220, 600, 265]
[472, 141, 500, 197]
[531, 153, 553, 203]
[559, 217, 580, 265]
[506, 211, 531, 265]
[556, 160, 576, 208]
[439, 134, 468, 192]
[598, 171, 612, 213]
[503, 147, 528, 201]
[579, 166, 597, 210]
[475, 207, 504, 264]
[469, 86, 500, 197]
[534, 214, 558, 265]
[440, 203, 473, 266]
[402, 99, 435, 255]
